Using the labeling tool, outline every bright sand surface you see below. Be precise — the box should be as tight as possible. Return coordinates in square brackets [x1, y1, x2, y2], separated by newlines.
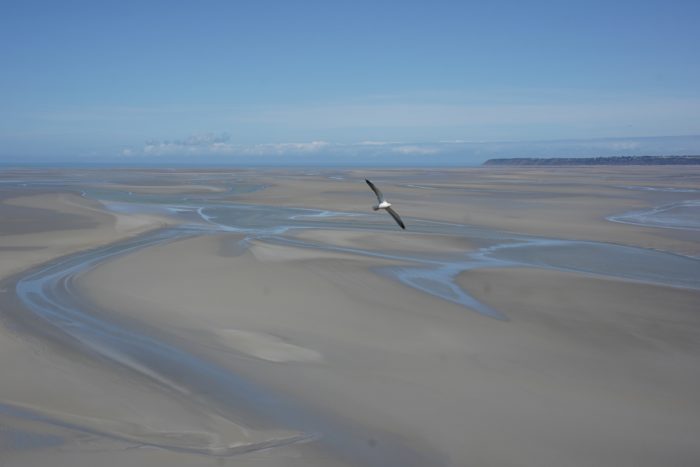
[1, 167, 699, 466]
[0, 192, 170, 279]
[0, 188, 280, 467]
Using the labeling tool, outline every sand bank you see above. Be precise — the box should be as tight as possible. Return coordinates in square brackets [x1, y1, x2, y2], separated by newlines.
[240, 167, 700, 255]
[2, 167, 699, 466]
[72, 231, 700, 466]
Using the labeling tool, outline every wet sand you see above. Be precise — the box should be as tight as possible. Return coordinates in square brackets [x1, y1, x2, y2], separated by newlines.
[1, 167, 699, 466]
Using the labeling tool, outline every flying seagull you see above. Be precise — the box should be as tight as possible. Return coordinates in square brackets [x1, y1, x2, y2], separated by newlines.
[366, 179, 406, 229]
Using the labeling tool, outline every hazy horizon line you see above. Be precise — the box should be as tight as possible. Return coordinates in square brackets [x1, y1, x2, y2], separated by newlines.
[2, 134, 700, 167]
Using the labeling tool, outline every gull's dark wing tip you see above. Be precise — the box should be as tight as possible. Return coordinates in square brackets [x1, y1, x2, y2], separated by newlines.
[386, 207, 406, 230]
[365, 179, 383, 201]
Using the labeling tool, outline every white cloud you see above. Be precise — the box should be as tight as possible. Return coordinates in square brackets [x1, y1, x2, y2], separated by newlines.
[257, 141, 330, 154]
[180, 132, 232, 146]
[391, 145, 440, 155]
[355, 140, 403, 146]
[124, 134, 331, 158]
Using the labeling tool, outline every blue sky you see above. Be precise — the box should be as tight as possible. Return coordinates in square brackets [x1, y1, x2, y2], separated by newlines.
[1, 0, 699, 165]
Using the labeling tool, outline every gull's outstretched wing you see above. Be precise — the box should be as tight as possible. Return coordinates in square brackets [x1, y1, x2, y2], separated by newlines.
[386, 207, 406, 230]
[365, 179, 384, 202]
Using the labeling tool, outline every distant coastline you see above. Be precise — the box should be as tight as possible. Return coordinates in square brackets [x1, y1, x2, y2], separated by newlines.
[483, 155, 700, 166]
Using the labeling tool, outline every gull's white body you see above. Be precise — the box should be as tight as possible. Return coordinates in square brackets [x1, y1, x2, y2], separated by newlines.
[374, 200, 391, 210]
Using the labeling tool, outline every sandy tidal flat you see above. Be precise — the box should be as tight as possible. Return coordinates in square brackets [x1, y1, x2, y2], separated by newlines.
[1, 167, 699, 466]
